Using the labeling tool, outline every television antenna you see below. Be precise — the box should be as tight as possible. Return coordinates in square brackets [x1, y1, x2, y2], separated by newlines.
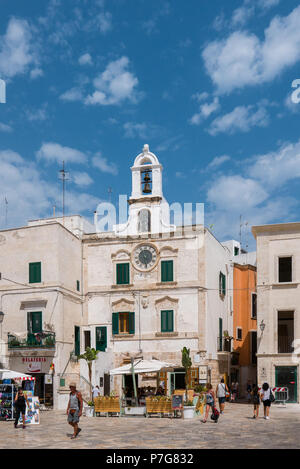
[59, 161, 69, 223]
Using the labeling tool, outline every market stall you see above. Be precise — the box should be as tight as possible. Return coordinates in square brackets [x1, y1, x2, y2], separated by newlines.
[0, 369, 39, 424]
[108, 359, 176, 416]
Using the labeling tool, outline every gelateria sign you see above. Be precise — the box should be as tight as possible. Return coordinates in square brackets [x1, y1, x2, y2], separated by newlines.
[11, 357, 53, 374]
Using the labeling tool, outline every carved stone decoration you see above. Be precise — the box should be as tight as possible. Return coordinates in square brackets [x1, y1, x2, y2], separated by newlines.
[141, 295, 149, 309]
[112, 298, 134, 313]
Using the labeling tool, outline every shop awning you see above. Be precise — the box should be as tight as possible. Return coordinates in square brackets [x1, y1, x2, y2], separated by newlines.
[109, 359, 176, 376]
[0, 369, 35, 380]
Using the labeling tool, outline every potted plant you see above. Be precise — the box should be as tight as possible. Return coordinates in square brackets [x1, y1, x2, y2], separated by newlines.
[85, 401, 94, 417]
[78, 347, 100, 401]
[183, 400, 196, 419]
[181, 346, 192, 401]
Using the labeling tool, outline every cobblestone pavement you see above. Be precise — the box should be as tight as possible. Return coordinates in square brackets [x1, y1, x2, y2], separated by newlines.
[1, 402, 300, 449]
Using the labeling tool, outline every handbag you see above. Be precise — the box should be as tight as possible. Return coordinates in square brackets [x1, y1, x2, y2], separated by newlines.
[269, 387, 275, 403]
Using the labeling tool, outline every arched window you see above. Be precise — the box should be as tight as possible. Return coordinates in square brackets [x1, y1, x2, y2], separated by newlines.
[138, 209, 151, 232]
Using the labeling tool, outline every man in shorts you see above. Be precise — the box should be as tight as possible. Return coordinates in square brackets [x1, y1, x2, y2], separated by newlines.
[66, 383, 83, 439]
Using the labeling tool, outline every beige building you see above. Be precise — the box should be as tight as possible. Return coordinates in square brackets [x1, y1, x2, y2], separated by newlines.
[0, 145, 241, 408]
[252, 222, 300, 403]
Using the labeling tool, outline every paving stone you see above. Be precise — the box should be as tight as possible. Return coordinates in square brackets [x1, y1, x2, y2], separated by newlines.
[0, 402, 300, 449]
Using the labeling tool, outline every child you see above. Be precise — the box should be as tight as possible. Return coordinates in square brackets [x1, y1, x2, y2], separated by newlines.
[252, 385, 260, 419]
[202, 383, 216, 423]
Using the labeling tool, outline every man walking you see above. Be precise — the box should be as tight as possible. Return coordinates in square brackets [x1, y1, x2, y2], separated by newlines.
[66, 383, 83, 439]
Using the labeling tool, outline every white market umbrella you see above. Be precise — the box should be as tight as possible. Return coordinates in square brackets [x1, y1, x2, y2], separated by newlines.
[0, 369, 35, 380]
[110, 359, 176, 376]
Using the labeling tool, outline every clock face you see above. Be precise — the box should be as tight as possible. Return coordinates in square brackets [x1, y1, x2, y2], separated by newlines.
[133, 245, 158, 271]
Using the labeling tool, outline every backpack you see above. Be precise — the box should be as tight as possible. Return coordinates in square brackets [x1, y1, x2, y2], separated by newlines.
[269, 388, 275, 403]
[211, 406, 220, 422]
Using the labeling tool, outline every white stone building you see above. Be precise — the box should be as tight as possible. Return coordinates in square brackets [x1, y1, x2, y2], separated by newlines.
[252, 222, 300, 403]
[0, 145, 240, 408]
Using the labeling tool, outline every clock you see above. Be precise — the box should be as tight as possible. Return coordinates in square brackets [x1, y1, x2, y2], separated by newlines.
[133, 244, 158, 271]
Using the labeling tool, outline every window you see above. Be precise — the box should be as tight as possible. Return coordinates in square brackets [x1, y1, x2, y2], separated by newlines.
[27, 311, 42, 334]
[219, 272, 226, 297]
[161, 310, 174, 333]
[161, 260, 174, 282]
[74, 326, 80, 356]
[29, 262, 41, 284]
[76, 280, 80, 292]
[250, 331, 257, 364]
[116, 263, 130, 285]
[278, 311, 294, 353]
[112, 312, 135, 335]
[96, 327, 107, 351]
[237, 327, 242, 341]
[84, 330, 91, 350]
[251, 293, 257, 319]
[218, 317, 223, 351]
[234, 246, 239, 256]
[278, 257, 292, 283]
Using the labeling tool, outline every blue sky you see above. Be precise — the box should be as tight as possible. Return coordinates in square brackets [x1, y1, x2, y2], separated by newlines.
[1, 0, 300, 248]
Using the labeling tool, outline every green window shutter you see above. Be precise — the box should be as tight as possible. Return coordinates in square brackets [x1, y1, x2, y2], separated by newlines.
[161, 260, 173, 282]
[161, 310, 173, 332]
[219, 272, 226, 296]
[112, 313, 119, 335]
[74, 326, 80, 356]
[116, 263, 130, 285]
[76, 280, 80, 292]
[29, 262, 41, 283]
[96, 326, 107, 351]
[128, 312, 135, 335]
[219, 318, 223, 351]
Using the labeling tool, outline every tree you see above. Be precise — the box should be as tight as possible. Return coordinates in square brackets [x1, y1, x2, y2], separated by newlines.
[78, 347, 99, 401]
[181, 346, 192, 390]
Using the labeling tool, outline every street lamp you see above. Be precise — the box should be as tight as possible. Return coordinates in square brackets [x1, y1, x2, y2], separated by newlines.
[260, 320, 266, 334]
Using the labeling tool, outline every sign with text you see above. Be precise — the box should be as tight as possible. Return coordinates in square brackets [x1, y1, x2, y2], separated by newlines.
[172, 394, 183, 410]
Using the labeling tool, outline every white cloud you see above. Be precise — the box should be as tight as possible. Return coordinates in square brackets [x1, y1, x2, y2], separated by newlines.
[59, 87, 84, 102]
[85, 57, 140, 106]
[208, 103, 269, 135]
[92, 153, 118, 175]
[97, 12, 112, 34]
[0, 122, 13, 133]
[30, 67, 43, 79]
[207, 175, 268, 211]
[123, 122, 148, 139]
[231, 4, 254, 27]
[78, 53, 93, 66]
[0, 18, 38, 79]
[36, 142, 88, 165]
[0, 148, 101, 229]
[207, 155, 231, 169]
[249, 139, 300, 189]
[190, 97, 220, 125]
[72, 171, 94, 187]
[203, 5, 300, 94]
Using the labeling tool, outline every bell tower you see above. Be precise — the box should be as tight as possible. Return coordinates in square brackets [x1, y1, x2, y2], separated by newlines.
[114, 144, 175, 236]
[130, 144, 163, 202]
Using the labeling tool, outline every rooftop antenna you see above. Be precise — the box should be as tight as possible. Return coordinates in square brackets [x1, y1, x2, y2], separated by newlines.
[108, 187, 113, 203]
[59, 161, 69, 224]
[4, 197, 8, 227]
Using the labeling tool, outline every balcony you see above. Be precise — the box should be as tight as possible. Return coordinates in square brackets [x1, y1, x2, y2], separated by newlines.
[217, 336, 232, 353]
[8, 331, 56, 349]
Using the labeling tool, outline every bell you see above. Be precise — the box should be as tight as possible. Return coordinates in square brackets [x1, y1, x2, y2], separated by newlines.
[142, 171, 152, 194]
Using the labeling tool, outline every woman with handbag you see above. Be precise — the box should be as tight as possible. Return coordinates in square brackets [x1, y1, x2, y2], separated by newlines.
[260, 382, 274, 420]
[14, 388, 30, 429]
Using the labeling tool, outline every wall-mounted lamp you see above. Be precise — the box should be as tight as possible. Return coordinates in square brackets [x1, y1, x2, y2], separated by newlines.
[260, 320, 266, 333]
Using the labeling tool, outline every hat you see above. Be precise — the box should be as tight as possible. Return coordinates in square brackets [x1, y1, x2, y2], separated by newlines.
[69, 382, 77, 388]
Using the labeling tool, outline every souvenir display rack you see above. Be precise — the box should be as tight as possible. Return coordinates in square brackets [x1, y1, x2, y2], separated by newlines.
[0, 384, 17, 420]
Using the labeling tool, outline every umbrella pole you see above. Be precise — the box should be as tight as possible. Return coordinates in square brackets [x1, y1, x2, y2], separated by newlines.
[130, 358, 138, 406]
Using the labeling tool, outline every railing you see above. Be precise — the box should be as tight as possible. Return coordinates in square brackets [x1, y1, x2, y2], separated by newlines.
[217, 337, 232, 353]
[8, 332, 56, 349]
